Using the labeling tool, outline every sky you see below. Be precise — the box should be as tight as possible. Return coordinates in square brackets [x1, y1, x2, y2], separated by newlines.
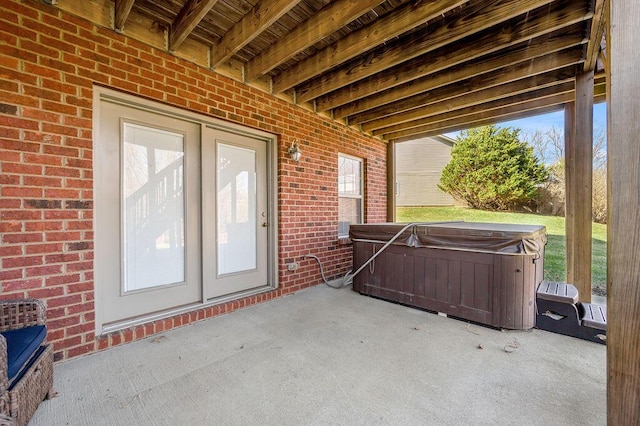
[444, 102, 607, 140]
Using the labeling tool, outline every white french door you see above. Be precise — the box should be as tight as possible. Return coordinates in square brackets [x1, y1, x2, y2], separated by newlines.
[202, 127, 269, 299]
[95, 93, 273, 333]
[96, 100, 202, 328]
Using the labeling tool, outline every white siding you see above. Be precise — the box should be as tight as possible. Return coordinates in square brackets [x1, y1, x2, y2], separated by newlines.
[396, 136, 455, 206]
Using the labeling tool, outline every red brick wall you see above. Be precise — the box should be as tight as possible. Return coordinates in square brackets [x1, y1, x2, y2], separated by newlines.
[0, 0, 387, 361]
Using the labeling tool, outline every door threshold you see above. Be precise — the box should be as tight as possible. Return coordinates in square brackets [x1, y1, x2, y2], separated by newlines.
[100, 284, 276, 336]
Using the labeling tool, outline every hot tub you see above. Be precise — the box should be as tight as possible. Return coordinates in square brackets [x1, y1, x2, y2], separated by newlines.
[350, 222, 546, 329]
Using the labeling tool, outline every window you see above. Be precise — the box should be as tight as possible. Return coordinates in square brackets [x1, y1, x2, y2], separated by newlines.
[338, 154, 363, 238]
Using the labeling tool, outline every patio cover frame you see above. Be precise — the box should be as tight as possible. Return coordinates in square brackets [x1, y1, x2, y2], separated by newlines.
[8, 0, 640, 422]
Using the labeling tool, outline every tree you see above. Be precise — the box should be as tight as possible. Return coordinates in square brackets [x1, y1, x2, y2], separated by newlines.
[439, 125, 549, 210]
[520, 123, 608, 223]
[521, 126, 564, 165]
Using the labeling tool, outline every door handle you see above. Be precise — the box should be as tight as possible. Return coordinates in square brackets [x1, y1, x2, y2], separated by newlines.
[262, 222, 268, 227]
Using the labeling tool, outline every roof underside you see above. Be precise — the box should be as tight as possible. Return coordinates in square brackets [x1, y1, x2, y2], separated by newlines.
[112, 0, 606, 141]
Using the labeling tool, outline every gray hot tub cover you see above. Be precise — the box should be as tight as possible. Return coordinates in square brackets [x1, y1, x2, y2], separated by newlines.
[349, 222, 547, 255]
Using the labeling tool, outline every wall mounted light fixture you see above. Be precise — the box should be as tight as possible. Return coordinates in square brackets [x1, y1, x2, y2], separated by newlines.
[288, 141, 302, 162]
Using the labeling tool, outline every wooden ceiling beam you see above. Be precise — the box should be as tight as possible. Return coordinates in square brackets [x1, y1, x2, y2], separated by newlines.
[384, 84, 578, 140]
[334, 30, 586, 119]
[392, 89, 605, 141]
[584, 0, 606, 71]
[394, 105, 568, 142]
[380, 84, 606, 140]
[210, 0, 301, 68]
[296, 0, 560, 105]
[169, 0, 219, 52]
[349, 49, 584, 125]
[315, 1, 592, 112]
[362, 67, 578, 132]
[271, 0, 466, 94]
[244, 0, 385, 82]
[114, 0, 135, 32]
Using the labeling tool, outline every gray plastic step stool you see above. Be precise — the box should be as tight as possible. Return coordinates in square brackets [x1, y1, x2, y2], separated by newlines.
[536, 280, 606, 344]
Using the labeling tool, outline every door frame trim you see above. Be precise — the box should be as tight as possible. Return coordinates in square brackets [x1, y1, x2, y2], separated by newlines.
[93, 86, 279, 335]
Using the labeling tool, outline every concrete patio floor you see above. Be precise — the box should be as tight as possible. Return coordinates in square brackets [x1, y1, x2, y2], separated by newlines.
[32, 285, 606, 425]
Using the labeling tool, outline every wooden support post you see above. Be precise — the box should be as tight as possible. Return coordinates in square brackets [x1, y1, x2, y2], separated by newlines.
[573, 71, 594, 302]
[607, 0, 640, 423]
[564, 102, 575, 284]
[386, 141, 396, 222]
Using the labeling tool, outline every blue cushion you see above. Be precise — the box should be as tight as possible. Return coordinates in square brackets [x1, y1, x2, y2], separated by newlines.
[1, 325, 47, 381]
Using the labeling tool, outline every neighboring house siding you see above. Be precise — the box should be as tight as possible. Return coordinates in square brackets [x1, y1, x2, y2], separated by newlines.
[396, 137, 455, 206]
[0, 1, 387, 361]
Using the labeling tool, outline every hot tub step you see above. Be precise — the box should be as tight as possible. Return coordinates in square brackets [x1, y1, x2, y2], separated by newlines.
[581, 302, 607, 330]
[535, 281, 606, 345]
[537, 281, 579, 304]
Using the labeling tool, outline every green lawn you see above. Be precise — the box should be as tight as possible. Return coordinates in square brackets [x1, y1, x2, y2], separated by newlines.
[396, 206, 607, 293]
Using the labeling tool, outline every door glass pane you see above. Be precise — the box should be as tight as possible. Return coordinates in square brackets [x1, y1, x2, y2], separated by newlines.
[217, 143, 256, 275]
[123, 123, 185, 292]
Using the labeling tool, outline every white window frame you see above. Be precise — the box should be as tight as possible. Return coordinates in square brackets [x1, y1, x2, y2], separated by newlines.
[338, 153, 364, 238]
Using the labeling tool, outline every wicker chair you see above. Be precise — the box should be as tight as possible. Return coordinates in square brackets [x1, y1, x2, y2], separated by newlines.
[0, 299, 54, 426]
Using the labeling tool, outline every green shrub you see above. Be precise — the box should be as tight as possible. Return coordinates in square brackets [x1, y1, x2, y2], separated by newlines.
[439, 125, 549, 210]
